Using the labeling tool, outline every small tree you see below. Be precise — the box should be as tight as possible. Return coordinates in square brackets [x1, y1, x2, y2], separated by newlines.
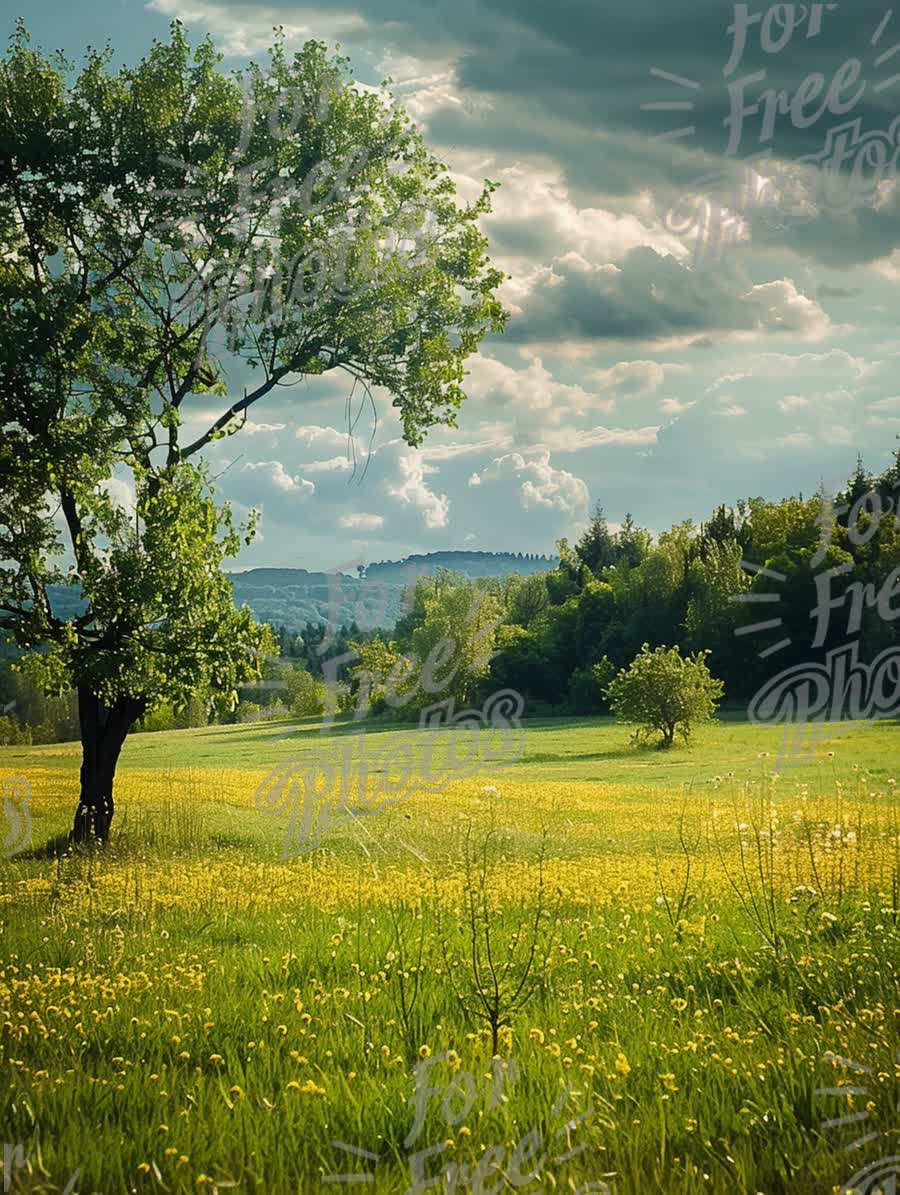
[284, 666, 326, 718]
[605, 644, 723, 748]
[409, 573, 501, 706]
[346, 636, 410, 717]
[575, 502, 616, 574]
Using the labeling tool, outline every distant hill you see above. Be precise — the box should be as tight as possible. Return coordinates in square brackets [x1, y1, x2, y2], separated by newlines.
[226, 550, 557, 632]
[363, 551, 555, 582]
[39, 551, 556, 636]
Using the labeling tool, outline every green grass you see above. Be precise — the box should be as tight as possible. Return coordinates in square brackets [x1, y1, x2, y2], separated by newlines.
[4, 709, 899, 785]
[0, 715, 898, 1194]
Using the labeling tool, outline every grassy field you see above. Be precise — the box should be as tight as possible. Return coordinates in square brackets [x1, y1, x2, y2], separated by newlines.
[1, 715, 898, 1193]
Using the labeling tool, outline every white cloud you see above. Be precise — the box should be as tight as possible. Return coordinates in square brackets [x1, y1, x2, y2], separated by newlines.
[706, 372, 752, 395]
[738, 280, 833, 344]
[100, 477, 135, 516]
[587, 359, 681, 401]
[296, 425, 354, 451]
[472, 451, 589, 516]
[386, 453, 450, 529]
[464, 351, 616, 427]
[539, 424, 659, 451]
[228, 460, 316, 512]
[823, 424, 854, 446]
[304, 456, 354, 474]
[338, 512, 385, 530]
[245, 421, 287, 435]
[660, 398, 695, 415]
[377, 53, 495, 126]
[147, 0, 367, 56]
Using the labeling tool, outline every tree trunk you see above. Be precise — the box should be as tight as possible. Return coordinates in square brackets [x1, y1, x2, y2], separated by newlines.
[71, 688, 145, 845]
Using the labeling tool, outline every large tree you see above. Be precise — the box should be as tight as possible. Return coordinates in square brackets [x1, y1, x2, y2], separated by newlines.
[0, 22, 506, 841]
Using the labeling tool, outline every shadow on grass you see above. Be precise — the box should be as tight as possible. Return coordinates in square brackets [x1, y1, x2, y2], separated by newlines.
[16, 832, 78, 861]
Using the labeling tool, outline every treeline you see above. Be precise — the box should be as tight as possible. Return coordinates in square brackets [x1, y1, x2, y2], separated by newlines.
[474, 453, 900, 712]
[352, 452, 900, 717]
[363, 550, 558, 581]
[0, 621, 382, 742]
[3, 451, 899, 741]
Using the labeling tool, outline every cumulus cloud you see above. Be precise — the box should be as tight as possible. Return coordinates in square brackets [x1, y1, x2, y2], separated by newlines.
[506, 248, 833, 346]
[226, 461, 316, 514]
[587, 359, 681, 401]
[464, 351, 614, 424]
[295, 425, 354, 452]
[470, 451, 589, 516]
[386, 454, 450, 529]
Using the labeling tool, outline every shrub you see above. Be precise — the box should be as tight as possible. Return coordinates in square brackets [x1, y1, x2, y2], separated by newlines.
[140, 705, 177, 733]
[235, 700, 263, 724]
[0, 715, 30, 746]
[285, 668, 326, 718]
[605, 643, 723, 748]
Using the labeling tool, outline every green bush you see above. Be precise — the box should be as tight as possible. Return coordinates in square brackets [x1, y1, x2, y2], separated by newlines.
[235, 700, 262, 724]
[285, 668, 326, 718]
[140, 705, 177, 733]
[605, 643, 723, 748]
[0, 715, 30, 746]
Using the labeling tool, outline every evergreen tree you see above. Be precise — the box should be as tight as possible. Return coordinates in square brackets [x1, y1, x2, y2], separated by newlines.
[575, 503, 617, 574]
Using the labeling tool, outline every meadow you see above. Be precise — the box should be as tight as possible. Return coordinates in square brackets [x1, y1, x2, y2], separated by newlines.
[0, 715, 898, 1194]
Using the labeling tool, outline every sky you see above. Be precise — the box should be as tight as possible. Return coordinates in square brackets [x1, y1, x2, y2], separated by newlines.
[7, 0, 900, 569]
